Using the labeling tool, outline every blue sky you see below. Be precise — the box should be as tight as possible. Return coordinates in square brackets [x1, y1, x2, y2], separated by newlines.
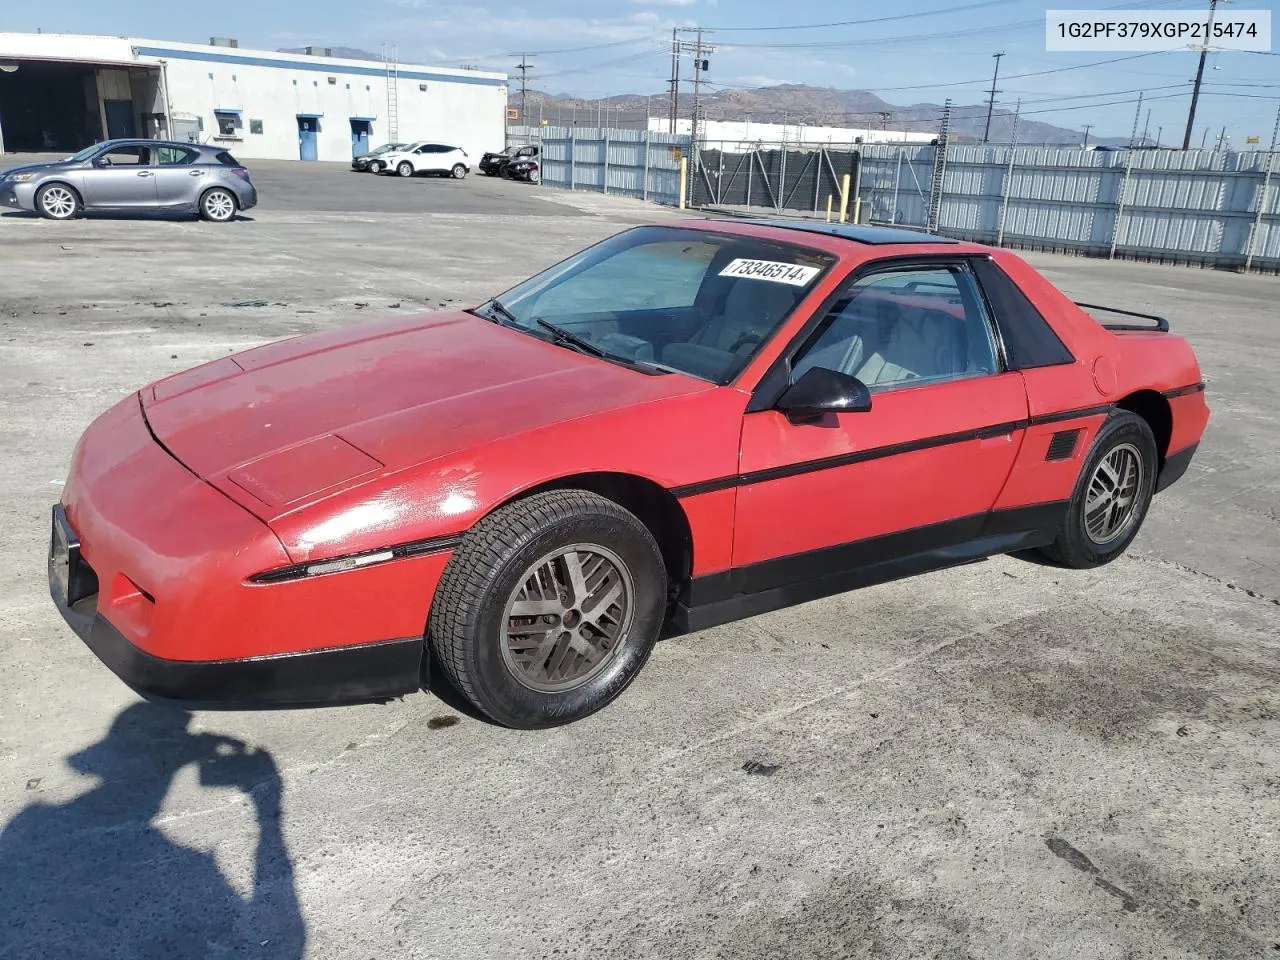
[9, 0, 1279, 144]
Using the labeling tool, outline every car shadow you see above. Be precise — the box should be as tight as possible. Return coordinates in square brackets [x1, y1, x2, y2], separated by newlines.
[0, 703, 306, 960]
[0, 210, 256, 223]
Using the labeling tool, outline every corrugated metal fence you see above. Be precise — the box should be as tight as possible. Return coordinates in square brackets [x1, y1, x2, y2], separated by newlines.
[856, 143, 1280, 271]
[509, 125, 1280, 272]
[507, 125, 690, 207]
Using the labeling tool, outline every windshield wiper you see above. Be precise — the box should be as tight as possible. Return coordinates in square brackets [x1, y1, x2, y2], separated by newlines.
[534, 318, 607, 358]
[483, 298, 520, 326]
[533, 318, 672, 376]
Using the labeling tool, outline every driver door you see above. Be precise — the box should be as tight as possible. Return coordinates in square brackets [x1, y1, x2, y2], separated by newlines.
[732, 259, 1029, 574]
[80, 144, 158, 207]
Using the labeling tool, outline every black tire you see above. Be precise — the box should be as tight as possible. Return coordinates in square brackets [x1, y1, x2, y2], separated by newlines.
[397, 161, 415, 178]
[198, 187, 238, 223]
[450, 163, 467, 180]
[1038, 410, 1158, 569]
[428, 490, 667, 728]
[369, 160, 383, 174]
[36, 183, 81, 221]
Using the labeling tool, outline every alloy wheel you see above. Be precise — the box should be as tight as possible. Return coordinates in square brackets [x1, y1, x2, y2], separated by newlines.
[203, 190, 235, 221]
[41, 187, 77, 219]
[1084, 442, 1144, 544]
[500, 543, 635, 693]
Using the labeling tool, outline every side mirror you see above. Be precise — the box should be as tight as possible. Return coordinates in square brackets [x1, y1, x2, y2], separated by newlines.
[775, 367, 872, 422]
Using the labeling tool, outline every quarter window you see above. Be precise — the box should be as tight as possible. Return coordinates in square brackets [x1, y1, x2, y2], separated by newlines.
[790, 264, 1000, 391]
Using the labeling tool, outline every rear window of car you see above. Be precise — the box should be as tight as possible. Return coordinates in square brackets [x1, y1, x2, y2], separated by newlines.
[214, 151, 240, 166]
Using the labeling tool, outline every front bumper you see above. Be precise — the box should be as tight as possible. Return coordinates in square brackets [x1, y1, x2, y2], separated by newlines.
[0, 181, 35, 211]
[50, 504, 423, 708]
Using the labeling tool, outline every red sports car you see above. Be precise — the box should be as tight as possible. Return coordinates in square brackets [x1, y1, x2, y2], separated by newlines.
[50, 220, 1208, 728]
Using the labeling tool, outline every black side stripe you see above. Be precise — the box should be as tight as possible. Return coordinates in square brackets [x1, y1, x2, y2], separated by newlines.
[250, 532, 464, 584]
[671, 402, 1116, 499]
[1162, 381, 1205, 399]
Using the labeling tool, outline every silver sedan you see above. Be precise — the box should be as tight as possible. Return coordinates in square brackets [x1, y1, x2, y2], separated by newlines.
[0, 139, 258, 222]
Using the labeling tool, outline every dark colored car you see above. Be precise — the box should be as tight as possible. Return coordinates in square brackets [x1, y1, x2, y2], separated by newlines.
[480, 144, 538, 177]
[0, 139, 257, 222]
[507, 156, 540, 184]
[351, 143, 408, 173]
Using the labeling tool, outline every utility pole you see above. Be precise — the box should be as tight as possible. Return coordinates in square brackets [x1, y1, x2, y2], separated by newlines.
[878, 111, 891, 131]
[982, 51, 1004, 144]
[1141, 108, 1152, 147]
[513, 54, 534, 125]
[1129, 91, 1144, 147]
[692, 26, 705, 152]
[1201, 126, 1210, 148]
[668, 28, 679, 133]
[1215, 125, 1228, 152]
[1182, 0, 1218, 149]
[1082, 124, 1093, 147]
[1155, 125, 1163, 147]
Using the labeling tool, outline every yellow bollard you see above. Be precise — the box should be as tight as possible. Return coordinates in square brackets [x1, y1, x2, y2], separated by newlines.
[826, 194, 833, 222]
[678, 157, 687, 210]
[838, 174, 850, 224]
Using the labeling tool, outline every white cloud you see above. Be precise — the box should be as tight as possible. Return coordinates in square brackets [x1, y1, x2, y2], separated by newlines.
[631, 0, 697, 5]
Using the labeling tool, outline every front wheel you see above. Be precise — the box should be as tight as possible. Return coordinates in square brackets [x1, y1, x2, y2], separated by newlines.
[199, 187, 237, 223]
[450, 163, 467, 180]
[36, 183, 81, 220]
[397, 161, 414, 178]
[428, 490, 667, 728]
[369, 160, 383, 174]
[1038, 410, 1158, 568]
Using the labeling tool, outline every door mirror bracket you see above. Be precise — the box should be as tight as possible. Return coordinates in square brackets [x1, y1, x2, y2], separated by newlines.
[775, 367, 872, 423]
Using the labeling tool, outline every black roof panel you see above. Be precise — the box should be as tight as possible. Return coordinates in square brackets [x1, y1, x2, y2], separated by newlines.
[736, 219, 961, 245]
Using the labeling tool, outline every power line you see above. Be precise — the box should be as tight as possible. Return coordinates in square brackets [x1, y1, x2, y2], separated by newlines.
[704, 0, 1013, 33]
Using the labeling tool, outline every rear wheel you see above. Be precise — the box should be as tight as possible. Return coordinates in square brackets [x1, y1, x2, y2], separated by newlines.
[428, 490, 667, 728]
[451, 163, 467, 180]
[36, 183, 81, 220]
[528, 168, 541, 184]
[199, 187, 237, 222]
[397, 161, 414, 178]
[1038, 410, 1158, 568]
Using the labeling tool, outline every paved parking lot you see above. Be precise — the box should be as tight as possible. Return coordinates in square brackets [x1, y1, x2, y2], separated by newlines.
[1, 158, 1277, 959]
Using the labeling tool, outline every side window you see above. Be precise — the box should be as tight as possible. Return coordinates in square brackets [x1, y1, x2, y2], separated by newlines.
[790, 264, 1000, 391]
[157, 147, 198, 165]
[97, 146, 150, 166]
[414, 145, 431, 154]
[529, 240, 721, 316]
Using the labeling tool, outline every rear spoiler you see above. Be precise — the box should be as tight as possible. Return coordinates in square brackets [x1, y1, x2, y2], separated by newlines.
[1075, 302, 1170, 332]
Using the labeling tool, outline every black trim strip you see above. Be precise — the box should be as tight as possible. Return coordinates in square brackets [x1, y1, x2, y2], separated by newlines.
[1161, 381, 1206, 399]
[1155, 442, 1199, 493]
[672, 402, 1115, 499]
[672, 501, 1067, 634]
[250, 533, 464, 584]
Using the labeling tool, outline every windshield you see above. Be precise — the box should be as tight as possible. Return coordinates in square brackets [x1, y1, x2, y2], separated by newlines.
[372, 143, 401, 155]
[482, 225, 835, 384]
[67, 144, 103, 162]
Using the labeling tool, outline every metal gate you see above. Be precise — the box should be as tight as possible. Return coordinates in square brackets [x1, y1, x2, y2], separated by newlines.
[691, 144, 860, 216]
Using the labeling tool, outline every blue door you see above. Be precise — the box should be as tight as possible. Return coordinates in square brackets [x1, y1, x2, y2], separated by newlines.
[103, 100, 136, 140]
[297, 117, 318, 161]
[350, 119, 372, 158]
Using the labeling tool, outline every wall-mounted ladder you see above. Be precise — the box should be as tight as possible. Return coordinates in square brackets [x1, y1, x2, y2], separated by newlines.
[384, 45, 400, 141]
[926, 99, 952, 233]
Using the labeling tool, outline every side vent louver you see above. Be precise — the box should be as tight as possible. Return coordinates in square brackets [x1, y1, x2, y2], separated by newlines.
[1046, 429, 1082, 461]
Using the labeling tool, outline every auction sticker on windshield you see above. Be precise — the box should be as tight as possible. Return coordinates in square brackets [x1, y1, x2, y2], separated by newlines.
[719, 259, 821, 286]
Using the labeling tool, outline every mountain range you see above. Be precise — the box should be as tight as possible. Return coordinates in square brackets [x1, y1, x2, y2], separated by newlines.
[277, 47, 1128, 145]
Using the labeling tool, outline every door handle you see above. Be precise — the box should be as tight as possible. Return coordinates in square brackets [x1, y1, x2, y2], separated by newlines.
[188, 170, 204, 176]
[136, 170, 153, 177]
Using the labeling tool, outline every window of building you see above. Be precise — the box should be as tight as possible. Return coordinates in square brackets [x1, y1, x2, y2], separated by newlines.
[328, 76, 337, 84]
[790, 264, 1000, 392]
[213, 110, 241, 137]
[249, 119, 264, 135]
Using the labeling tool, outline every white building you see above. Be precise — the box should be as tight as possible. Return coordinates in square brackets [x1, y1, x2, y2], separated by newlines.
[652, 118, 935, 150]
[0, 33, 508, 163]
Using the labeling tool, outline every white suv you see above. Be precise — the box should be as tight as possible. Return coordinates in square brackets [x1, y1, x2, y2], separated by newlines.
[379, 143, 470, 179]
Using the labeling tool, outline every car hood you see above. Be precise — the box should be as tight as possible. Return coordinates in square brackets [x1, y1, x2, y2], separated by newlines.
[2, 161, 70, 178]
[140, 310, 711, 514]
